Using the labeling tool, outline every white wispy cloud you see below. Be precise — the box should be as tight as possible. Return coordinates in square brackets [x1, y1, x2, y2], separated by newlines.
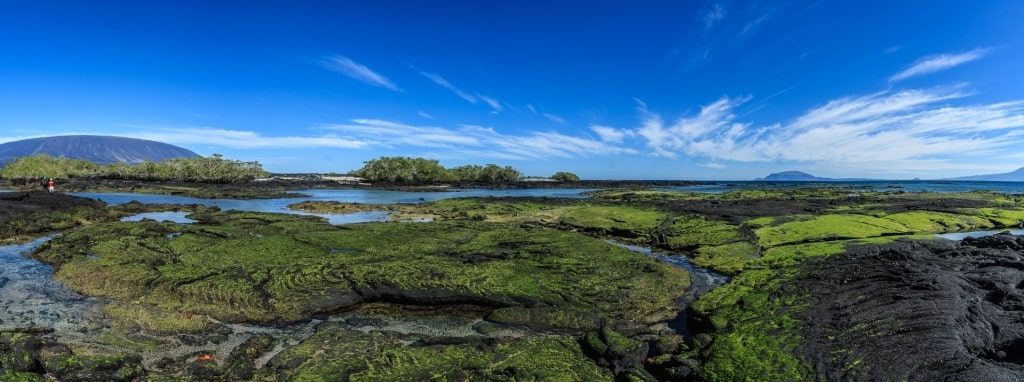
[703, 3, 726, 30]
[323, 56, 400, 91]
[418, 71, 478, 104]
[740, 13, 771, 35]
[632, 86, 1024, 176]
[636, 95, 752, 158]
[128, 128, 370, 149]
[590, 125, 628, 143]
[417, 111, 436, 120]
[414, 68, 506, 113]
[477, 94, 503, 113]
[543, 113, 566, 124]
[321, 120, 635, 160]
[330, 119, 479, 148]
[889, 48, 991, 82]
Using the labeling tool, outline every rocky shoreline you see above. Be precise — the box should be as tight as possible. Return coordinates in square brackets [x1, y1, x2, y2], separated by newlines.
[2, 185, 1024, 380]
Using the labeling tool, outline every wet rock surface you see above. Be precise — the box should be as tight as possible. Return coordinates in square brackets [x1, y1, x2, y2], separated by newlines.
[0, 191, 110, 240]
[796, 233, 1024, 381]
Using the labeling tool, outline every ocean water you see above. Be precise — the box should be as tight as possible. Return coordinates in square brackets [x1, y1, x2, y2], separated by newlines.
[665, 180, 1024, 194]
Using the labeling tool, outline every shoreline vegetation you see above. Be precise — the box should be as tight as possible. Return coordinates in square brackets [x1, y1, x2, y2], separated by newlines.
[2, 154, 1024, 380]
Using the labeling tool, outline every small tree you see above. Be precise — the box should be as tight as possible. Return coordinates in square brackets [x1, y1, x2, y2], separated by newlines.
[550, 171, 581, 182]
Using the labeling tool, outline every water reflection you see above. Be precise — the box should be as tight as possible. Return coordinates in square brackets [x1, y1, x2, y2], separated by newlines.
[935, 229, 1024, 241]
[121, 211, 197, 223]
[74, 188, 593, 225]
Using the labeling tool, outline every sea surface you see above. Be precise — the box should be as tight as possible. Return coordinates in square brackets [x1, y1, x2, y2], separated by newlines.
[664, 180, 1024, 194]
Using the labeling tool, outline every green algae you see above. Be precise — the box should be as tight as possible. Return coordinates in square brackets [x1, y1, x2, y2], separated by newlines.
[487, 306, 602, 332]
[20, 187, 1024, 380]
[664, 215, 743, 249]
[558, 205, 663, 238]
[420, 198, 572, 223]
[970, 207, 1024, 226]
[692, 241, 760, 275]
[269, 326, 612, 381]
[754, 214, 913, 248]
[103, 302, 212, 334]
[33, 211, 688, 326]
[880, 211, 994, 232]
[690, 264, 813, 381]
[0, 371, 48, 382]
[0, 204, 114, 244]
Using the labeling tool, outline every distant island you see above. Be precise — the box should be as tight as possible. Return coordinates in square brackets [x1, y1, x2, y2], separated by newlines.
[754, 171, 871, 181]
[944, 167, 1024, 182]
[757, 168, 1024, 182]
[0, 135, 200, 167]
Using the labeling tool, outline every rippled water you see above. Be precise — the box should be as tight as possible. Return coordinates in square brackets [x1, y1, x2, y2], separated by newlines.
[0, 236, 107, 332]
[664, 180, 1024, 194]
[935, 229, 1024, 241]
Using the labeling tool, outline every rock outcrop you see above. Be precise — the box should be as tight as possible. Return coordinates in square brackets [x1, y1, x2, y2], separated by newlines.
[796, 234, 1024, 381]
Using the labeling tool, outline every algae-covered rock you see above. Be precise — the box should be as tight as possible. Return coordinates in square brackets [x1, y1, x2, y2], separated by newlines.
[266, 323, 613, 381]
[41, 354, 144, 382]
[0, 332, 43, 373]
[559, 205, 664, 241]
[581, 325, 649, 376]
[486, 306, 601, 332]
[0, 370, 49, 382]
[222, 334, 273, 381]
[32, 211, 688, 327]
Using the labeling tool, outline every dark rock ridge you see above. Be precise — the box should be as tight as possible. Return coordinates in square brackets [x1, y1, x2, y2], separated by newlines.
[0, 135, 199, 166]
[796, 234, 1024, 381]
[945, 167, 1024, 182]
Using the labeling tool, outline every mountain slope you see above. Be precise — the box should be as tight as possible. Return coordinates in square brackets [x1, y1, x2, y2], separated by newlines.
[755, 171, 876, 181]
[756, 171, 833, 181]
[0, 135, 200, 166]
[945, 167, 1024, 181]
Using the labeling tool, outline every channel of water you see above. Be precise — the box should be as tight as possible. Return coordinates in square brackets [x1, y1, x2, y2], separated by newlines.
[606, 241, 731, 338]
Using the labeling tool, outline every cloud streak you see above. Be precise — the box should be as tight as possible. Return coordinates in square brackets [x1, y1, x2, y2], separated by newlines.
[889, 48, 991, 82]
[127, 128, 370, 149]
[322, 120, 635, 160]
[543, 113, 565, 124]
[418, 71, 478, 104]
[478, 94, 503, 113]
[632, 86, 1024, 175]
[323, 56, 400, 91]
[415, 68, 506, 113]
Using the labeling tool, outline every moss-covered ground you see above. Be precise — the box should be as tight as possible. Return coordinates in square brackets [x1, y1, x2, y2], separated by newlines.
[34, 211, 688, 326]
[8, 186, 1024, 380]
[264, 323, 613, 381]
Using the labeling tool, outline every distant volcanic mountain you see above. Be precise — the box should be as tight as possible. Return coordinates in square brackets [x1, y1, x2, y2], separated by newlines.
[0, 135, 200, 166]
[755, 171, 873, 181]
[944, 167, 1024, 182]
[756, 171, 834, 181]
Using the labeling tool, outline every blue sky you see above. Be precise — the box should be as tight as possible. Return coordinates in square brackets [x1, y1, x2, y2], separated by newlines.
[2, 1, 1023, 180]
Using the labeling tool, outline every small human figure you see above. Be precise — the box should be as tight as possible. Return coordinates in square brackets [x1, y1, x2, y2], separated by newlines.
[47, 178, 55, 193]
